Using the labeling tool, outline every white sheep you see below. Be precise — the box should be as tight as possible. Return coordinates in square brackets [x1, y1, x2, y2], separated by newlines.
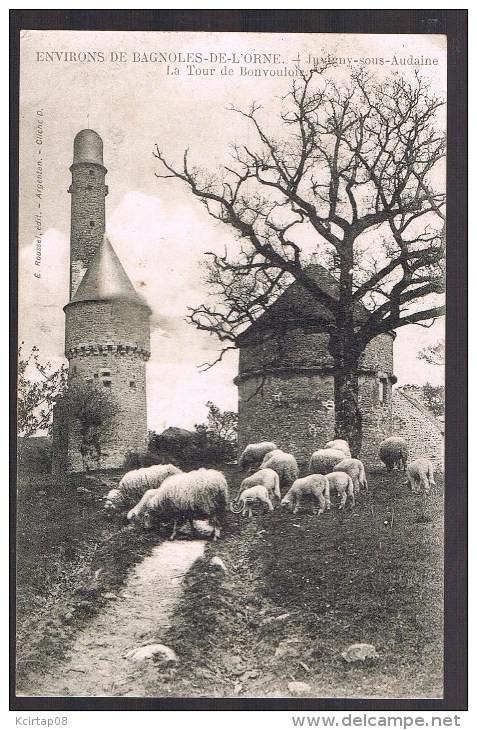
[238, 468, 281, 501]
[238, 441, 277, 472]
[230, 485, 274, 517]
[104, 463, 182, 514]
[260, 451, 299, 490]
[325, 471, 355, 509]
[333, 458, 368, 495]
[141, 468, 229, 541]
[127, 488, 162, 523]
[379, 436, 409, 471]
[406, 458, 436, 494]
[309, 448, 347, 475]
[281, 475, 330, 515]
[323, 439, 351, 458]
[260, 448, 286, 466]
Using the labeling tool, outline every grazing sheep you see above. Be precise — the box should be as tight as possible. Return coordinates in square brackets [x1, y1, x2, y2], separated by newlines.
[325, 471, 355, 509]
[323, 439, 351, 458]
[105, 467, 150, 511]
[104, 463, 182, 514]
[281, 475, 330, 515]
[238, 468, 281, 501]
[333, 458, 368, 495]
[309, 448, 347, 475]
[127, 488, 162, 523]
[142, 468, 229, 541]
[238, 442, 278, 472]
[379, 437, 408, 471]
[406, 458, 436, 494]
[260, 448, 286, 466]
[260, 451, 299, 491]
[230, 485, 274, 517]
[143, 464, 183, 488]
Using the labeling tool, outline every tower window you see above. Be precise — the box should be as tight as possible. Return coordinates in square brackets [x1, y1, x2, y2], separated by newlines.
[89, 169, 94, 176]
[93, 373, 98, 379]
[129, 380, 136, 389]
[100, 369, 111, 377]
[89, 220, 95, 227]
[379, 378, 388, 405]
[103, 380, 111, 388]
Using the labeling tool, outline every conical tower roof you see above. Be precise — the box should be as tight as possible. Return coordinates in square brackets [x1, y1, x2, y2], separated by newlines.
[70, 235, 150, 311]
[235, 264, 386, 347]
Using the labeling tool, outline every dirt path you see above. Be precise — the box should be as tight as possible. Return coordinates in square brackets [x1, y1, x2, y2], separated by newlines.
[22, 540, 205, 697]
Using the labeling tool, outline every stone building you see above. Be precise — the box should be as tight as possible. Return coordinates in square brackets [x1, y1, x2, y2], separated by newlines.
[234, 265, 395, 466]
[52, 130, 150, 473]
[392, 386, 444, 470]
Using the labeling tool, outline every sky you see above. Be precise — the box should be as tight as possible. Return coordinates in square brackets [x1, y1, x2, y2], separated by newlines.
[19, 31, 446, 433]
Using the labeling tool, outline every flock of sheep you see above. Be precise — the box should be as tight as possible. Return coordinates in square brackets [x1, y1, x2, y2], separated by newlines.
[103, 435, 437, 541]
[104, 465, 228, 541]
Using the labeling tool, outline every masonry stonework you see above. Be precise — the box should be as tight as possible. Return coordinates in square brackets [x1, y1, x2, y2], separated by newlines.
[68, 130, 108, 299]
[65, 351, 148, 471]
[52, 129, 150, 474]
[392, 387, 444, 470]
[235, 312, 394, 468]
[65, 300, 150, 355]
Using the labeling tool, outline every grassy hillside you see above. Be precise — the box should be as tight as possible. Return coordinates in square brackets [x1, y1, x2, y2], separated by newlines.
[16, 463, 444, 698]
[156, 467, 444, 698]
[17, 436, 52, 474]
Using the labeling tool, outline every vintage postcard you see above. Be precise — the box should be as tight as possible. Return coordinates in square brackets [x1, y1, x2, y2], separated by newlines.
[17, 29, 449, 703]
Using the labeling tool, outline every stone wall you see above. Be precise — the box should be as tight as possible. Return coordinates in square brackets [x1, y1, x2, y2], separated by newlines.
[237, 370, 335, 468]
[236, 329, 394, 469]
[69, 161, 107, 298]
[239, 329, 394, 374]
[64, 351, 148, 472]
[392, 387, 444, 470]
[61, 295, 150, 472]
[358, 375, 393, 466]
[65, 299, 150, 356]
[240, 330, 333, 373]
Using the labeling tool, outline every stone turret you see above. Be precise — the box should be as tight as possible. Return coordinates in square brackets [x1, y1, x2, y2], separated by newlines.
[234, 265, 395, 465]
[65, 234, 151, 361]
[61, 235, 150, 471]
[68, 129, 108, 299]
[52, 130, 150, 473]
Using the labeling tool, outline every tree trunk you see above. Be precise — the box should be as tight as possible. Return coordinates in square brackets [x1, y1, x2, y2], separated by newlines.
[329, 238, 363, 456]
[333, 367, 362, 458]
[329, 315, 363, 457]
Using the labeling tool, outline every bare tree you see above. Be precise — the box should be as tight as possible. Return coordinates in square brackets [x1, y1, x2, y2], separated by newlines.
[154, 66, 445, 454]
[18, 344, 68, 437]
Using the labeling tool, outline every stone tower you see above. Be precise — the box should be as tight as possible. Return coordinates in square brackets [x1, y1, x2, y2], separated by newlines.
[52, 130, 151, 473]
[68, 129, 108, 299]
[234, 265, 395, 467]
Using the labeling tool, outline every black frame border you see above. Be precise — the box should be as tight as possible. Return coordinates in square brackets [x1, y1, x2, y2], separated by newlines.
[10, 8, 468, 713]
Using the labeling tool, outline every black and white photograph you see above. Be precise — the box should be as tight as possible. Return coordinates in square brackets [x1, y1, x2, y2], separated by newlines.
[14, 22, 459, 706]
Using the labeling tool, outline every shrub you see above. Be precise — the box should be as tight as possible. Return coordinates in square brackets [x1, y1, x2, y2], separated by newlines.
[145, 404, 238, 470]
[123, 449, 166, 470]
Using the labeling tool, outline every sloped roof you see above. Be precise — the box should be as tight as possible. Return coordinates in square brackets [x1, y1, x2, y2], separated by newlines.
[70, 235, 151, 311]
[236, 264, 370, 345]
[394, 388, 445, 434]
